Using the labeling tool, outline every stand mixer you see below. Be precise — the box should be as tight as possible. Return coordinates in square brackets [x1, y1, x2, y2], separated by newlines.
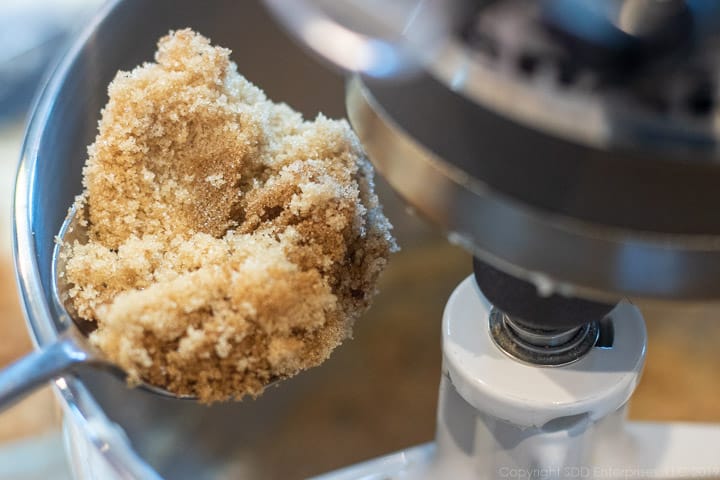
[264, 0, 720, 478]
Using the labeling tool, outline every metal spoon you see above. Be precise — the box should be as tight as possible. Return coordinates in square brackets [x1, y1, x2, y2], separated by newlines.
[0, 205, 192, 412]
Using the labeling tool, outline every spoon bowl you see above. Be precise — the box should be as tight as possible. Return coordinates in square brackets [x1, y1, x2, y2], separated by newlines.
[0, 204, 193, 412]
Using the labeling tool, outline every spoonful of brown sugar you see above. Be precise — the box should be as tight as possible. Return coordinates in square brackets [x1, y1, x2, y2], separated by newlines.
[0, 28, 395, 408]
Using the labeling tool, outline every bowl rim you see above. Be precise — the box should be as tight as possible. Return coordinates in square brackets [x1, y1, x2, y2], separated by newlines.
[12, 0, 162, 477]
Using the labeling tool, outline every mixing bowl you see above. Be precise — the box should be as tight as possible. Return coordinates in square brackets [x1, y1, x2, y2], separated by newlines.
[13, 0, 469, 478]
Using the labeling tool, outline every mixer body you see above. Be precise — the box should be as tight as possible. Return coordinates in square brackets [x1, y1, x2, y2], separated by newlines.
[314, 276, 720, 480]
[267, 3, 720, 474]
[270, 0, 720, 306]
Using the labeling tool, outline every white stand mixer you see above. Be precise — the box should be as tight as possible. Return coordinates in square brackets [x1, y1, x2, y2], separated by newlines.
[265, 1, 720, 478]
[315, 275, 720, 479]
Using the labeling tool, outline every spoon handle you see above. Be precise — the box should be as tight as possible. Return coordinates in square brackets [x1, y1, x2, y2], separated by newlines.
[0, 332, 92, 412]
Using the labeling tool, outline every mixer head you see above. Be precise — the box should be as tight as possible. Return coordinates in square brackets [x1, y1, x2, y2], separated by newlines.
[267, 0, 720, 331]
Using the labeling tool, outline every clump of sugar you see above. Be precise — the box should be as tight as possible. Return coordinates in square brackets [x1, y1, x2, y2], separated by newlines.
[63, 29, 397, 402]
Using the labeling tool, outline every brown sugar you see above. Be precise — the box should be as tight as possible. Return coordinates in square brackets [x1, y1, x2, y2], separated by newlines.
[63, 29, 396, 402]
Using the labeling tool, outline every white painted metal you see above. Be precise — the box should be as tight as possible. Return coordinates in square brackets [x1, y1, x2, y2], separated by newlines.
[443, 277, 647, 428]
[313, 275, 720, 480]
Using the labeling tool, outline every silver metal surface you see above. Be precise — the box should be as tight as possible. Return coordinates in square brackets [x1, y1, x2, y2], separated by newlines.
[426, 0, 719, 157]
[13, 1, 458, 478]
[277, 0, 720, 154]
[271, 0, 720, 302]
[0, 204, 188, 413]
[0, 328, 93, 412]
[346, 75, 720, 303]
[489, 308, 600, 366]
[503, 315, 581, 348]
[262, 0, 456, 78]
[542, 0, 690, 41]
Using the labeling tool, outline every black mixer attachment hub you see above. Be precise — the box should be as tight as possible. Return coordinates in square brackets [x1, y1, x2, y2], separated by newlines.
[473, 258, 617, 330]
[474, 258, 616, 365]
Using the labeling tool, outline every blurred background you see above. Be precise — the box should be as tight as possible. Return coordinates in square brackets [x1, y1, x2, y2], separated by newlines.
[0, 1, 719, 479]
[0, 1, 104, 478]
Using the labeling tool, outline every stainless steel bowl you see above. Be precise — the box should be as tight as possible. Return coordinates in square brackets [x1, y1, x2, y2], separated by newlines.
[13, 0, 468, 478]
